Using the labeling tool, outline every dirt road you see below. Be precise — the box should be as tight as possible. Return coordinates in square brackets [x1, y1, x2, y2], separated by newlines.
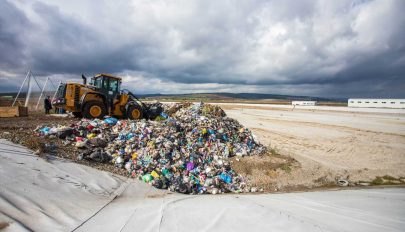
[222, 104, 405, 189]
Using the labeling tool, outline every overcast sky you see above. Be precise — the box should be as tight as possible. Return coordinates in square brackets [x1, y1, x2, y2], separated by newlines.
[0, 0, 404, 98]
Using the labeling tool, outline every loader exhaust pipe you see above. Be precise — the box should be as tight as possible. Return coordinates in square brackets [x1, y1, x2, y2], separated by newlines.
[82, 74, 87, 85]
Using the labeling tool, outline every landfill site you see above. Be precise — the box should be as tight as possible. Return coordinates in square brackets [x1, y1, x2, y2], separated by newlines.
[1, 91, 405, 231]
[1, 1, 405, 231]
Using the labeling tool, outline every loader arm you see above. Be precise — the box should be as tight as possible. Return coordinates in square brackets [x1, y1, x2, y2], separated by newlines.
[121, 89, 148, 110]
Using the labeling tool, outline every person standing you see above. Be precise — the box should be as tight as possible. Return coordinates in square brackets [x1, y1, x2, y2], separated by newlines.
[44, 96, 52, 114]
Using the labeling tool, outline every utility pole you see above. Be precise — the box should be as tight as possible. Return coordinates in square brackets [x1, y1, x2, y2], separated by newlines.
[24, 71, 33, 107]
[36, 76, 49, 110]
[52, 81, 62, 101]
[12, 70, 30, 107]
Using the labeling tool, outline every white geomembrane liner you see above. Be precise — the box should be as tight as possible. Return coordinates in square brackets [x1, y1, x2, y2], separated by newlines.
[1, 139, 404, 232]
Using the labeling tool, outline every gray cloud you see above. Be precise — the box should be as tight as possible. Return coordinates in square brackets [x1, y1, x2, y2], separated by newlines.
[0, 0, 404, 97]
[0, 1, 30, 73]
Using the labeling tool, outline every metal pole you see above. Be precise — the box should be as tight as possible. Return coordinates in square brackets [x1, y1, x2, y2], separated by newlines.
[36, 76, 49, 110]
[49, 78, 57, 89]
[12, 70, 30, 106]
[52, 81, 62, 101]
[24, 71, 33, 107]
[31, 72, 43, 90]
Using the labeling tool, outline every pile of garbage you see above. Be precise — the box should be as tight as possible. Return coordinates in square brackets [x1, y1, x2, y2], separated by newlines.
[36, 102, 267, 194]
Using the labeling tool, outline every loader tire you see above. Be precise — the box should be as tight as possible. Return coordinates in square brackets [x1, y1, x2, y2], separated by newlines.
[127, 104, 143, 120]
[83, 101, 106, 119]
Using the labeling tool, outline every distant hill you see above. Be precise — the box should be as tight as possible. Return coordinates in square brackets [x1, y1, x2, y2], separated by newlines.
[1, 91, 347, 103]
[0, 92, 54, 98]
[139, 92, 346, 102]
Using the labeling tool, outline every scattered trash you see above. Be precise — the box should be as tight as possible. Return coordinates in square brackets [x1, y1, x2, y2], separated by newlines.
[40, 142, 58, 155]
[57, 128, 74, 139]
[337, 179, 349, 187]
[145, 102, 164, 119]
[357, 181, 371, 186]
[36, 102, 267, 194]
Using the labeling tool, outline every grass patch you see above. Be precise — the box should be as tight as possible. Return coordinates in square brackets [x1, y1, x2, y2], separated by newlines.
[371, 175, 404, 185]
[371, 176, 384, 185]
[382, 175, 397, 181]
[268, 147, 281, 157]
[280, 163, 292, 173]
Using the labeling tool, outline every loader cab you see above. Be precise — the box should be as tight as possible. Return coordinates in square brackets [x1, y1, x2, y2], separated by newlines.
[91, 74, 122, 97]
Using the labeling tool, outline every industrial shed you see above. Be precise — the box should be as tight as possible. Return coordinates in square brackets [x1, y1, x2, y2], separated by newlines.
[292, 101, 317, 106]
[348, 99, 405, 108]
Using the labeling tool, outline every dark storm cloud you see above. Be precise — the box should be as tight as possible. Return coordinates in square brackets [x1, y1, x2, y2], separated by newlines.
[0, 0, 404, 97]
[27, 2, 141, 75]
[0, 1, 30, 72]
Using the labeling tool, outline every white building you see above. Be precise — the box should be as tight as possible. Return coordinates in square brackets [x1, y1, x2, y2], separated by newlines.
[348, 99, 405, 109]
[292, 101, 317, 106]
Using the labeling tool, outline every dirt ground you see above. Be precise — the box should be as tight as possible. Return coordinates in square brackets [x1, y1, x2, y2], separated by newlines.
[222, 103, 405, 190]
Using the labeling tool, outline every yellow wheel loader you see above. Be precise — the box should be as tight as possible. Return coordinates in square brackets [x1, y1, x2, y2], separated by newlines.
[52, 73, 161, 119]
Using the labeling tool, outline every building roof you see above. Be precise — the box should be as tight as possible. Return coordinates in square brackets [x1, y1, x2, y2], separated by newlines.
[348, 98, 405, 101]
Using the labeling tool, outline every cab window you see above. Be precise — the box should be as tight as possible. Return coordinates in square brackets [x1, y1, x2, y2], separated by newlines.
[103, 78, 109, 89]
[109, 79, 119, 92]
[93, 77, 102, 88]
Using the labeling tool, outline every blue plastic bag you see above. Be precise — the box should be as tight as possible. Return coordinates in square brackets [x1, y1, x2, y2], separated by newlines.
[219, 173, 232, 184]
[40, 127, 50, 134]
[127, 133, 134, 139]
[104, 117, 118, 126]
[160, 112, 169, 119]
